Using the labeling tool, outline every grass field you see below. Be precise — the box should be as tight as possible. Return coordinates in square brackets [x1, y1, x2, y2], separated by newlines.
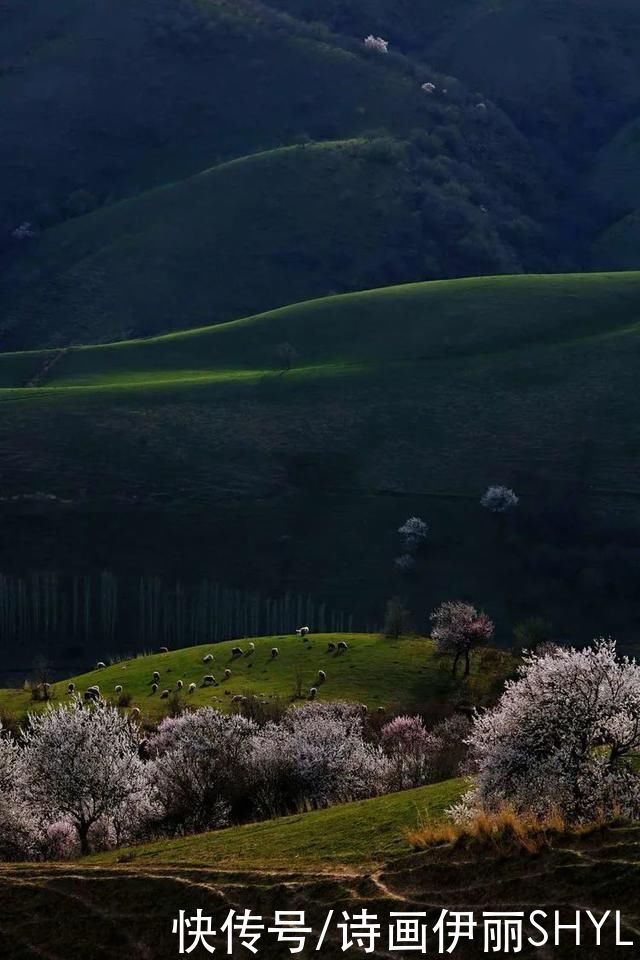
[2, 271, 640, 669]
[0, 132, 543, 348]
[0, 633, 514, 723]
[2, 786, 640, 958]
[93, 777, 466, 871]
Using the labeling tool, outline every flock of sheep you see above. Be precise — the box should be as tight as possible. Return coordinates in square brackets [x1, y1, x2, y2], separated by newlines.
[71, 628, 351, 709]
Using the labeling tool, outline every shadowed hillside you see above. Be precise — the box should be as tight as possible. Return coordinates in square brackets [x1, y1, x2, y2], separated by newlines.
[1, 274, 640, 669]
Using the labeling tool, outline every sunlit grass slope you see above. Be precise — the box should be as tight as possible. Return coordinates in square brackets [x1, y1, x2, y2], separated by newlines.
[0, 633, 514, 722]
[1, 272, 639, 392]
[92, 777, 466, 871]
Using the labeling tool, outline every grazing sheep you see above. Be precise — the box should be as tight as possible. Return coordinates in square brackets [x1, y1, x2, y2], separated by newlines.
[84, 689, 99, 702]
[231, 646, 243, 659]
[67, 683, 75, 694]
[224, 668, 232, 679]
[337, 640, 349, 652]
[327, 642, 336, 652]
[295, 626, 310, 637]
[152, 671, 160, 683]
[96, 661, 106, 670]
[151, 683, 158, 694]
[271, 647, 279, 659]
[377, 706, 386, 714]
[317, 670, 326, 683]
[202, 653, 213, 663]
[188, 682, 197, 694]
[114, 685, 123, 694]
[308, 687, 317, 699]
[87, 685, 100, 695]
[160, 689, 169, 699]
[159, 646, 169, 654]
[231, 695, 246, 703]
[247, 642, 255, 654]
[360, 704, 368, 713]
[130, 707, 141, 722]
[176, 680, 183, 690]
[202, 675, 216, 687]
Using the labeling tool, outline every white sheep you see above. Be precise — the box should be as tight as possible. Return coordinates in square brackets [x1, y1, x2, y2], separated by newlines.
[188, 682, 197, 693]
[337, 640, 349, 652]
[176, 680, 183, 690]
[202, 675, 216, 687]
[152, 671, 160, 683]
[114, 685, 123, 694]
[308, 687, 317, 699]
[67, 683, 75, 694]
[224, 668, 231, 679]
[231, 646, 243, 658]
[248, 642, 255, 653]
[151, 683, 158, 694]
[295, 626, 310, 637]
[96, 661, 106, 670]
[130, 707, 141, 722]
[202, 653, 214, 663]
[159, 646, 169, 653]
[317, 670, 326, 683]
[271, 647, 279, 659]
[231, 694, 246, 703]
[327, 641, 336, 652]
[160, 689, 169, 699]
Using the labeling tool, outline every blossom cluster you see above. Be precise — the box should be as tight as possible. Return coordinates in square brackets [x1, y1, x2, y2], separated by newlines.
[0, 699, 466, 860]
[454, 639, 640, 824]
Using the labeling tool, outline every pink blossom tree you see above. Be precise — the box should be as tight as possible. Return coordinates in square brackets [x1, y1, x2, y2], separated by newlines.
[455, 639, 640, 823]
[430, 601, 495, 677]
[21, 698, 149, 854]
[380, 715, 439, 789]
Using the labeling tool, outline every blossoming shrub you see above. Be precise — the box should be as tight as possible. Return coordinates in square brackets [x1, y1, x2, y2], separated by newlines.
[454, 640, 640, 824]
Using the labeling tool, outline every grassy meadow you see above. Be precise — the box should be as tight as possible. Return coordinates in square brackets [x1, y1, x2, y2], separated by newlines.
[1, 272, 640, 671]
[0, 633, 515, 723]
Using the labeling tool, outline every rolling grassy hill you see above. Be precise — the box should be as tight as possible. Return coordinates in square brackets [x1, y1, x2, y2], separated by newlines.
[1, 272, 640, 669]
[0, 134, 547, 348]
[270, 0, 640, 159]
[0, 633, 514, 723]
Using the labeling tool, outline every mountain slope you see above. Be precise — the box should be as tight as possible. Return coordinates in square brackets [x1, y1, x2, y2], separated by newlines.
[0, 135, 547, 348]
[1, 273, 640, 662]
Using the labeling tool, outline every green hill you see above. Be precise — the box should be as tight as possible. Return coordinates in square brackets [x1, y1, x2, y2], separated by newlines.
[0, 633, 514, 723]
[1, 273, 640, 670]
[270, 0, 640, 160]
[0, 135, 548, 348]
[92, 777, 465, 871]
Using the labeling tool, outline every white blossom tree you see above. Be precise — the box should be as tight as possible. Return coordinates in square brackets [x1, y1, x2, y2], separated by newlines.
[430, 601, 495, 676]
[380, 715, 439, 789]
[250, 702, 390, 815]
[148, 709, 257, 833]
[398, 516, 429, 548]
[21, 698, 149, 854]
[456, 640, 640, 823]
[480, 485, 519, 513]
[364, 35, 389, 53]
[0, 722, 41, 860]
